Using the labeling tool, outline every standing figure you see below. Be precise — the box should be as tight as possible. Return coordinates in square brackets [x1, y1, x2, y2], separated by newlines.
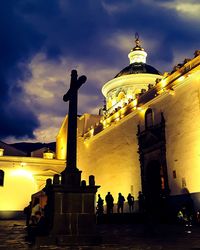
[127, 193, 134, 213]
[196, 210, 200, 224]
[96, 194, 104, 215]
[30, 198, 41, 224]
[105, 192, 114, 214]
[24, 201, 32, 226]
[117, 193, 125, 213]
[27, 211, 48, 244]
[138, 191, 145, 213]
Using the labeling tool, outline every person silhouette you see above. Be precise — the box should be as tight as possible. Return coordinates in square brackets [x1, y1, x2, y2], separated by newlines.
[117, 193, 125, 213]
[138, 191, 145, 213]
[105, 192, 114, 214]
[26, 211, 48, 244]
[30, 198, 41, 224]
[96, 194, 104, 215]
[24, 201, 32, 226]
[127, 193, 134, 213]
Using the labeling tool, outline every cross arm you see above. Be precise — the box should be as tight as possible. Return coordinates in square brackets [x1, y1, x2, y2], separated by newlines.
[63, 73, 87, 102]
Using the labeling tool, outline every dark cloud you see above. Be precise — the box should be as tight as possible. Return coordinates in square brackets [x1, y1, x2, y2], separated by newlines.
[0, 102, 39, 139]
[1, 0, 200, 141]
[0, 0, 44, 139]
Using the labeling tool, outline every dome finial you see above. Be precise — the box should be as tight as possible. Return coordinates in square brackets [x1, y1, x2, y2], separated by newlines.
[135, 32, 140, 47]
[133, 32, 143, 51]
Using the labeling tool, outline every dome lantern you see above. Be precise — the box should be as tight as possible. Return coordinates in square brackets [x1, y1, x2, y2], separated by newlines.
[128, 33, 147, 64]
[101, 34, 162, 113]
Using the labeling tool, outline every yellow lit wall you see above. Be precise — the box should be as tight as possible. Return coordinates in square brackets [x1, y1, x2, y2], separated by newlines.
[0, 157, 65, 214]
[135, 67, 200, 196]
[0, 168, 37, 211]
[154, 71, 200, 195]
[56, 55, 200, 203]
[56, 116, 68, 160]
[56, 114, 102, 160]
[78, 67, 200, 198]
[77, 113, 142, 203]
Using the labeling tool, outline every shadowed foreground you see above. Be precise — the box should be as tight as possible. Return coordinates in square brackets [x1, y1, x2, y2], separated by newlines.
[0, 219, 200, 249]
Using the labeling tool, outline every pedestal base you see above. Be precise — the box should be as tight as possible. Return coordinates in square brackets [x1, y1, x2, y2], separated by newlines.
[36, 173, 100, 247]
[61, 169, 82, 187]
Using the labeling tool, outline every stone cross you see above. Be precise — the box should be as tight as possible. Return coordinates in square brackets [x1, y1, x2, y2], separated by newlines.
[39, 72, 100, 246]
[62, 70, 87, 173]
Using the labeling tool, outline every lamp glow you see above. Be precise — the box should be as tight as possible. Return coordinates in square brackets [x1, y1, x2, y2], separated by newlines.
[0, 149, 4, 156]
[11, 169, 34, 180]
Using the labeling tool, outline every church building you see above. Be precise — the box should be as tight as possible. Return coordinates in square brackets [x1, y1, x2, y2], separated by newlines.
[0, 35, 200, 218]
[56, 35, 200, 211]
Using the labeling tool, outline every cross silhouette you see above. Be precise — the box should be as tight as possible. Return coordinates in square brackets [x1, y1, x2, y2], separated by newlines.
[63, 70, 87, 172]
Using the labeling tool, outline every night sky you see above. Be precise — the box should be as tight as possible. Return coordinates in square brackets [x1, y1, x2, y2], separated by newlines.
[1, 0, 200, 143]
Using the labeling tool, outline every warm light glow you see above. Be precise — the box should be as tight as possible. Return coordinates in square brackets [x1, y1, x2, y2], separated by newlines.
[126, 91, 134, 100]
[177, 75, 185, 82]
[61, 145, 66, 159]
[0, 169, 37, 211]
[43, 152, 54, 159]
[11, 169, 34, 180]
[112, 98, 117, 107]
[113, 111, 120, 119]
[0, 149, 4, 156]
[168, 89, 175, 95]
[90, 128, 94, 136]
[84, 96, 141, 140]
[160, 79, 167, 88]
[132, 99, 138, 107]
[137, 107, 147, 117]
[128, 50, 147, 64]
[102, 74, 161, 102]
[157, 88, 165, 95]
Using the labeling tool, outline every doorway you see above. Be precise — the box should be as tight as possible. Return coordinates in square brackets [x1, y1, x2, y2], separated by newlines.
[145, 160, 162, 203]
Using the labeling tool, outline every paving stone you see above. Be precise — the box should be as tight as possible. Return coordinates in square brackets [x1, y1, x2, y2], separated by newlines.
[0, 220, 200, 249]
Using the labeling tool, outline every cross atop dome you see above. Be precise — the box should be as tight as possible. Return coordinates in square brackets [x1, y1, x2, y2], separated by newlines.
[132, 32, 144, 51]
[128, 33, 147, 64]
[135, 32, 139, 40]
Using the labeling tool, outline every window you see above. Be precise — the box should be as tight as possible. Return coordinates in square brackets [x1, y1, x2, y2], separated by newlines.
[145, 108, 153, 129]
[117, 91, 125, 101]
[0, 170, 4, 186]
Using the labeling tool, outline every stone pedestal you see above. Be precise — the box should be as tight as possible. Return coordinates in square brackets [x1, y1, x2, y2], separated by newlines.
[36, 172, 100, 246]
[61, 169, 82, 187]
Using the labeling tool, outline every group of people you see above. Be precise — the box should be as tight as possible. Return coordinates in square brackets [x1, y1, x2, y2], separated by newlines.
[96, 191, 145, 215]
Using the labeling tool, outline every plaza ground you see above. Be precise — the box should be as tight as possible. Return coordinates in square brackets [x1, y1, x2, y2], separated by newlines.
[0, 219, 200, 249]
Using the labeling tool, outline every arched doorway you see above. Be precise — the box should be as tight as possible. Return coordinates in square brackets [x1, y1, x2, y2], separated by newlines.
[145, 160, 161, 205]
[145, 160, 168, 218]
[137, 112, 169, 216]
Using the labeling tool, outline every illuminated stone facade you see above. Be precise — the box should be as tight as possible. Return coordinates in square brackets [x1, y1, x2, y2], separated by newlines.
[57, 38, 200, 210]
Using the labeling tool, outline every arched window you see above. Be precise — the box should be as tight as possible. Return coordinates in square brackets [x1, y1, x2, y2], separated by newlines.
[0, 170, 4, 186]
[117, 91, 125, 102]
[145, 108, 153, 129]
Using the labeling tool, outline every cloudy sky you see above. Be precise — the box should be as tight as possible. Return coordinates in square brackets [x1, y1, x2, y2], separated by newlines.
[1, 0, 200, 143]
